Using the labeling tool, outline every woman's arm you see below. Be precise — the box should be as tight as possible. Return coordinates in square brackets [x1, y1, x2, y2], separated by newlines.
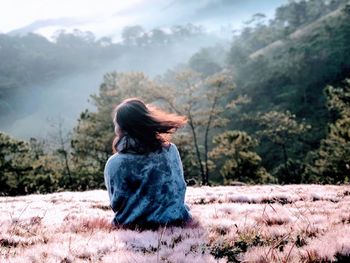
[104, 155, 128, 213]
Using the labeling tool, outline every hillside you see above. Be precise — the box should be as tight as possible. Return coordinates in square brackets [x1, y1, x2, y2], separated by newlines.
[1, 185, 349, 262]
[249, 7, 344, 59]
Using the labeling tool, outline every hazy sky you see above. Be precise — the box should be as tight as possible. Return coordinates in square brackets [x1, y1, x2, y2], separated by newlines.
[1, 0, 140, 29]
[1, 0, 287, 39]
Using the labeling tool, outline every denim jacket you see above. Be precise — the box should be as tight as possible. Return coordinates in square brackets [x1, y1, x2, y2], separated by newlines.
[104, 143, 191, 228]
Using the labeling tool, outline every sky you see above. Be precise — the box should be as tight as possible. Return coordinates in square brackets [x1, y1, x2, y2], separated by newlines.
[0, 0, 287, 40]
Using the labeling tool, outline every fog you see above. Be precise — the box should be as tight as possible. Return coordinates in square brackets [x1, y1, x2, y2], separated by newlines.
[0, 0, 287, 140]
[1, 35, 226, 139]
[4, 0, 287, 39]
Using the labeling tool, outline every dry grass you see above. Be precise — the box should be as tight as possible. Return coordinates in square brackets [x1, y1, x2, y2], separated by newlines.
[0, 185, 349, 262]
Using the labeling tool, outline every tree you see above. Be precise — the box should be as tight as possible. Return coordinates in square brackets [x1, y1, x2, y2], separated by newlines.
[149, 28, 169, 45]
[0, 132, 33, 195]
[189, 47, 223, 76]
[251, 111, 310, 181]
[210, 131, 271, 184]
[227, 2, 350, 176]
[305, 80, 350, 183]
[172, 132, 199, 181]
[170, 24, 204, 40]
[0, 132, 59, 195]
[54, 29, 96, 48]
[47, 117, 73, 188]
[158, 69, 239, 185]
[121, 25, 145, 46]
[275, 0, 308, 31]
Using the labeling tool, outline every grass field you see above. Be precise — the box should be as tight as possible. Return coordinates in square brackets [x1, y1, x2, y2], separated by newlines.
[1, 185, 350, 262]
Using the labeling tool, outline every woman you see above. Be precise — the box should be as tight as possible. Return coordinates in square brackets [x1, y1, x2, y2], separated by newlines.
[104, 98, 191, 229]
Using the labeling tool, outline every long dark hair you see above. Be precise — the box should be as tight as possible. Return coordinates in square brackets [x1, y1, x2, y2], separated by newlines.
[112, 98, 186, 154]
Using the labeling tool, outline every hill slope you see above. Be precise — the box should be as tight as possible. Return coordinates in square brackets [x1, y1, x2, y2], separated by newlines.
[249, 7, 344, 59]
[1, 185, 350, 262]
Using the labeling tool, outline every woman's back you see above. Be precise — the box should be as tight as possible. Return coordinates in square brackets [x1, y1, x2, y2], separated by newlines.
[104, 143, 191, 228]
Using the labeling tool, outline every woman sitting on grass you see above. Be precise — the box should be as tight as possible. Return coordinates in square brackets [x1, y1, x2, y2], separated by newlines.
[104, 98, 191, 229]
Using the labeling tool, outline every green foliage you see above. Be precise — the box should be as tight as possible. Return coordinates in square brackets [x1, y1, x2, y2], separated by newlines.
[305, 80, 350, 183]
[210, 131, 272, 184]
[274, 0, 347, 32]
[254, 111, 311, 147]
[0, 132, 33, 195]
[172, 132, 199, 180]
[273, 159, 306, 184]
[0, 132, 62, 195]
[227, 0, 348, 65]
[188, 47, 224, 76]
[227, 1, 350, 176]
[247, 111, 310, 183]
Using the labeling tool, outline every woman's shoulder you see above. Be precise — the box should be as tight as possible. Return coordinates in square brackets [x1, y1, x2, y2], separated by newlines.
[168, 142, 180, 155]
[167, 142, 178, 151]
[105, 153, 130, 171]
[159, 142, 178, 156]
[106, 143, 179, 165]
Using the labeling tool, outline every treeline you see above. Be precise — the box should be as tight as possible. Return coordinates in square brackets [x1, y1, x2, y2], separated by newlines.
[1, 0, 350, 195]
[1, 74, 349, 195]
[0, 23, 208, 121]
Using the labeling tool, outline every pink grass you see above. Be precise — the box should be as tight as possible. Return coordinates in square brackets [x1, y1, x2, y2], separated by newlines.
[0, 185, 349, 262]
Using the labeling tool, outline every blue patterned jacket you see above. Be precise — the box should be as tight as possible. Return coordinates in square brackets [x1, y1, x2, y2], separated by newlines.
[104, 143, 191, 228]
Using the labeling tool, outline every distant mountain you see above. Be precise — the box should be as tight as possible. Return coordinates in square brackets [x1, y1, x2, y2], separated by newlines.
[8, 17, 87, 36]
[7, 0, 287, 39]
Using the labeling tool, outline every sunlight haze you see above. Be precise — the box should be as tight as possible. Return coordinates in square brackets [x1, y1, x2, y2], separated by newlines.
[1, 0, 286, 39]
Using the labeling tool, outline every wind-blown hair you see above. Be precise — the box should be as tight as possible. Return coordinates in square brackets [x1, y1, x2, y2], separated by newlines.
[112, 98, 186, 154]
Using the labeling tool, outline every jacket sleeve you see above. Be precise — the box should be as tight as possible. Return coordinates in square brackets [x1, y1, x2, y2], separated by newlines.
[171, 144, 186, 185]
[104, 155, 128, 213]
